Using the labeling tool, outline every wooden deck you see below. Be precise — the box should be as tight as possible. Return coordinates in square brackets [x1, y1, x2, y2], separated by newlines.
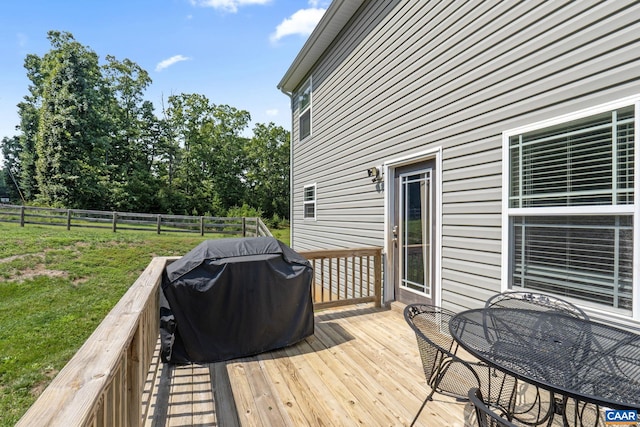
[141, 304, 474, 427]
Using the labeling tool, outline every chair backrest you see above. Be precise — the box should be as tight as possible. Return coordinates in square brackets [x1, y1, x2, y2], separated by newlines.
[404, 304, 457, 352]
[404, 304, 456, 385]
[484, 291, 592, 368]
[485, 291, 588, 320]
[468, 388, 518, 427]
[404, 304, 481, 399]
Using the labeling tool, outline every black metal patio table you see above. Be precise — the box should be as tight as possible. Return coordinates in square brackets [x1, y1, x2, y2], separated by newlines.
[449, 307, 640, 425]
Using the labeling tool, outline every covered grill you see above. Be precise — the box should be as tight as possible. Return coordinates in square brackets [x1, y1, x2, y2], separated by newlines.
[160, 237, 314, 363]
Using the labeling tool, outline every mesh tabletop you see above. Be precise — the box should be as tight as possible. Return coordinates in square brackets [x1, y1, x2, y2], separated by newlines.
[449, 308, 640, 410]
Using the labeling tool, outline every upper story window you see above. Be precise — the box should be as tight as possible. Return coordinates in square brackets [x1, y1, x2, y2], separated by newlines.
[505, 102, 636, 318]
[298, 78, 312, 141]
[303, 184, 316, 220]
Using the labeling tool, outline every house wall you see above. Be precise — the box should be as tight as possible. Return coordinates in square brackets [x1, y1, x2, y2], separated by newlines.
[290, 0, 640, 310]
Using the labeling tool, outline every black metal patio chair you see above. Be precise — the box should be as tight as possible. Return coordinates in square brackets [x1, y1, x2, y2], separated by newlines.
[469, 388, 520, 427]
[404, 304, 517, 427]
[484, 291, 591, 426]
[485, 291, 588, 319]
[563, 397, 604, 426]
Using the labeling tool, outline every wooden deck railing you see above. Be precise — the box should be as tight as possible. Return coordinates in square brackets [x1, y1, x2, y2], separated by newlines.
[16, 247, 382, 426]
[16, 256, 174, 427]
[300, 247, 382, 309]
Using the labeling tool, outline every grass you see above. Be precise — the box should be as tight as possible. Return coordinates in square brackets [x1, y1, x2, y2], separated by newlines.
[0, 222, 289, 426]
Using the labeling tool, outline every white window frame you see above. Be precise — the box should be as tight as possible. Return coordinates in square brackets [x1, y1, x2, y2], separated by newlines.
[298, 77, 312, 141]
[501, 95, 640, 322]
[303, 183, 316, 220]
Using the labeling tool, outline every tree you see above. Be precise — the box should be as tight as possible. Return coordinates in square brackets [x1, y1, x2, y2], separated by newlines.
[164, 94, 250, 215]
[102, 55, 157, 211]
[1, 136, 24, 202]
[0, 168, 7, 200]
[34, 31, 110, 208]
[16, 54, 43, 201]
[244, 123, 290, 219]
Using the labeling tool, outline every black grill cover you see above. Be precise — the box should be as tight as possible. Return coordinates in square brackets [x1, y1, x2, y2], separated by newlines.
[160, 237, 314, 363]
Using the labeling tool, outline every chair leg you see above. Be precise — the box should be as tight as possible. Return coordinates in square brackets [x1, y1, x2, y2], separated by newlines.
[410, 390, 435, 427]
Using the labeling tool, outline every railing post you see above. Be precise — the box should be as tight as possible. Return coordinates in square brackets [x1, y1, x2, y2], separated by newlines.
[242, 217, 246, 237]
[200, 216, 204, 236]
[126, 324, 143, 427]
[374, 249, 382, 308]
[20, 206, 25, 227]
[67, 209, 71, 230]
[157, 215, 161, 234]
[112, 212, 117, 233]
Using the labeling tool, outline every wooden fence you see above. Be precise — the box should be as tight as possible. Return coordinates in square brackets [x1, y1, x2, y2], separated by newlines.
[0, 204, 272, 237]
[16, 247, 383, 426]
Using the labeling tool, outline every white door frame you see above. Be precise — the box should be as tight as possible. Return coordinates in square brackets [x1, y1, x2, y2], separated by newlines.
[383, 147, 443, 306]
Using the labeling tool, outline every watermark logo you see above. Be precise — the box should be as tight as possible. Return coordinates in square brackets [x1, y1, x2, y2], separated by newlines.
[605, 410, 639, 426]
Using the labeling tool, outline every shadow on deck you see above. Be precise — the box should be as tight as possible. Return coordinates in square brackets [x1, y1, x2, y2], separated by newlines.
[142, 304, 476, 427]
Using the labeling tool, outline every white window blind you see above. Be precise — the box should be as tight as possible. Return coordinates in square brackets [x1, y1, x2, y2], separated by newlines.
[512, 215, 633, 312]
[510, 107, 634, 208]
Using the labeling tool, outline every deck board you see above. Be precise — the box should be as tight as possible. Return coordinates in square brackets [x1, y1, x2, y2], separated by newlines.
[141, 305, 501, 426]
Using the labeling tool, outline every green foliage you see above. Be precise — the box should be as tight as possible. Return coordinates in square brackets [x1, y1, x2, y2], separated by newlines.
[164, 94, 252, 215]
[34, 31, 110, 209]
[226, 202, 262, 219]
[1, 136, 22, 201]
[7, 30, 291, 220]
[244, 122, 290, 220]
[266, 213, 289, 230]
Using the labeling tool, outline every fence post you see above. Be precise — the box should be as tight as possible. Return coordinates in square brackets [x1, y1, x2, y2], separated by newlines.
[200, 216, 204, 236]
[256, 218, 259, 237]
[112, 212, 117, 232]
[67, 210, 71, 230]
[157, 215, 161, 234]
[242, 217, 246, 237]
[20, 206, 25, 227]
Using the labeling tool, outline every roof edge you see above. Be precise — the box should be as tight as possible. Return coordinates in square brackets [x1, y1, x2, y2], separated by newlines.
[277, 0, 365, 94]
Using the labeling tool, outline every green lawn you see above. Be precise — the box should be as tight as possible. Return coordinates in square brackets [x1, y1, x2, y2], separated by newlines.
[0, 222, 289, 426]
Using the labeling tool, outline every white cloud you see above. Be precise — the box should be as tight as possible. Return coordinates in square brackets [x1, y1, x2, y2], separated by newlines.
[307, 0, 330, 7]
[270, 7, 326, 43]
[190, 0, 271, 13]
[266, 108, 278, 116]
[155, 55, 192, 72]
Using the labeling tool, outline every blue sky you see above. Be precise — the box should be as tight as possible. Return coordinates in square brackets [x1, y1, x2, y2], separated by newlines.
[0, 0, 329, 141]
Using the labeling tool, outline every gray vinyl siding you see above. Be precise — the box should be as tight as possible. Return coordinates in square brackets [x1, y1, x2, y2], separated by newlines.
[290, 0, 640, 308]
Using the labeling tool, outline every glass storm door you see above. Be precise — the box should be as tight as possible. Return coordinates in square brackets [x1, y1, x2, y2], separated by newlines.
[393, 163, 435, 305]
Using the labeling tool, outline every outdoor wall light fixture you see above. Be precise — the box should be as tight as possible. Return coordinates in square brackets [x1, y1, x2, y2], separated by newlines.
[367, 166, 382, 182]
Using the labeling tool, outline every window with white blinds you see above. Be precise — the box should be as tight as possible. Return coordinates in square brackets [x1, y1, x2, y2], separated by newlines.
[507, 105, 636, 315]
[303, 184, 316, 220]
